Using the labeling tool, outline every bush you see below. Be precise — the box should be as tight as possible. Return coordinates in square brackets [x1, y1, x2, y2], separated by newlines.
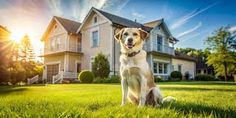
[78, 70, 94, 83]
[92, 53, 110, 78]
[93, 77, 105, 83]
[104, 75, 120, 83]
[154, 76, 164, 82]
[195, 74, 215, 81]
[170, 71, 182, 81]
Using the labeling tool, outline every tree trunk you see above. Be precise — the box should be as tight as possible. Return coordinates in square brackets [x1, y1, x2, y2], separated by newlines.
[223, 62, 228, 81]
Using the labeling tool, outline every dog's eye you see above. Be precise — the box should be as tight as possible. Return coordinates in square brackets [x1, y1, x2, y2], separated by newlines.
[133, 33, 138, 36]
[124, 32, 128, 36]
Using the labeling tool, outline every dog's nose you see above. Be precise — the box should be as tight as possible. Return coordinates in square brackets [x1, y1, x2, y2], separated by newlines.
[128, 38, 133, 43]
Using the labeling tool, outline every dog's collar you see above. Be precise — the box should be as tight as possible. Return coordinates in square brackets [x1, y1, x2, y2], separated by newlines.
[121, 50, 141, 57]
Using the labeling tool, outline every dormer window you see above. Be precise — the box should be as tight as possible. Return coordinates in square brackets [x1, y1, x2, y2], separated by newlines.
[54, 24, 57, 29]
[94, 16, 97, 24]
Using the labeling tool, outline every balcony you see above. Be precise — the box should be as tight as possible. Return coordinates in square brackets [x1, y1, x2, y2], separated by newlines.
[40, 45, 82, 56]
[150, 44, 174, 55]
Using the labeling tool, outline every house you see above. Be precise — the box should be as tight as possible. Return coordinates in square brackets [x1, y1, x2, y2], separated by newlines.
[172, 51, 196, 79]
[196, 61, 214, 75]
[40, 16, 82, 83]
[78, 8, 178, 80]
[41, 7, 195, 83]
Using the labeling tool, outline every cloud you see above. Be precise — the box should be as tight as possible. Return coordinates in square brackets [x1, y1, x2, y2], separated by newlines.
[170, 2, 218, 30]
[132, 12, 145, 19]
[176, 22, 202, 38]
[229, 26, 236, 32]
[102, 0, 130, 14]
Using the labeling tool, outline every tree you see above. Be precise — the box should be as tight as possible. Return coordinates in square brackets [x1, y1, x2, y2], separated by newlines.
[205, 26, 236, 81]
[92, 53, 110, 78]
[19, 34, 35, 62]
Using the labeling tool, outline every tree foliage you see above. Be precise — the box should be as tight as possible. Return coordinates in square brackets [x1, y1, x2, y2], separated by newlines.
[92, 53, 110, 78]
[205, 26, 236, 80]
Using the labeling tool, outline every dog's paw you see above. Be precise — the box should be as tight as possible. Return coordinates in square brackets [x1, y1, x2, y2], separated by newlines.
[120, 103, 125, 107]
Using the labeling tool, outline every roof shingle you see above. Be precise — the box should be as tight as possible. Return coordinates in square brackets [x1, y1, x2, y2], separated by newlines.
[54, 16, 81, 34]
[95, 8, 152, 31]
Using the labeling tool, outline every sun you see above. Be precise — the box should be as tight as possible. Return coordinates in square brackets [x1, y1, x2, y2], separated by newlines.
[10, 32, 24, 43]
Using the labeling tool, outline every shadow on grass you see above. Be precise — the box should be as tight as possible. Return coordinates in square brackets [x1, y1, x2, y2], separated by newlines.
[0, 86, 28, 95]
[161, 86, 236, 92]
[163, 102, 236, 117]
[159, 81, 236, 86]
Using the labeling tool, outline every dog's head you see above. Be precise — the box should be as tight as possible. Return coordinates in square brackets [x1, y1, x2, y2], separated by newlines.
[114, 28, 149, 51]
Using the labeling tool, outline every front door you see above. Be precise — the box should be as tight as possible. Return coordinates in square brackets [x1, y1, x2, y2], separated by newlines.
[47, 64, 59, 82]
[77, 63, 81, 74]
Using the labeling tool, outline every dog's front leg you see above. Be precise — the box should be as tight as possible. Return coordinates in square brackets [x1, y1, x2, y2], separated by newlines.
[139, 75, 147, 107]
[121, 78, 128, 106]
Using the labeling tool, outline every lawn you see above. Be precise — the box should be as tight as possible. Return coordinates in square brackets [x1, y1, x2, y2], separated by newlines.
[0, 82, 236, 118]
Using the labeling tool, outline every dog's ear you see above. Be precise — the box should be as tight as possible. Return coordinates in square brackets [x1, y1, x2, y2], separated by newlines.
[114, 28, 124, 42]
[139, 28, 149, 40]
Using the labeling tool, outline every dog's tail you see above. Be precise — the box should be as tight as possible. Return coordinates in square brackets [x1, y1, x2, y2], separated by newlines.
[162, 96, 176, 103]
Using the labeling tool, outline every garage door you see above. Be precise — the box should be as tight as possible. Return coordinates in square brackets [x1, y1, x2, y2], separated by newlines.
[47, 64, 59, 81]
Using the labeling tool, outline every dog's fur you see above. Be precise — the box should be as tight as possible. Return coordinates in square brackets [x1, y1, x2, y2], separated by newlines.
[115, 28, 174, 107]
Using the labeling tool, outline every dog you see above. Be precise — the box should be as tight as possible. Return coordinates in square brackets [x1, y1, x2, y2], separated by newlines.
[114, 28, 175, 107]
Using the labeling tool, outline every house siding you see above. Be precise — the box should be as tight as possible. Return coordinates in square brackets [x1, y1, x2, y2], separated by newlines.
[80, 11, 112, 71]
[172, 58, 196, 79]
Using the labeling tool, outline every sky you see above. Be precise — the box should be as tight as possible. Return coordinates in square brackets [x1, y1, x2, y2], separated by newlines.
[0, 0, 236, 57]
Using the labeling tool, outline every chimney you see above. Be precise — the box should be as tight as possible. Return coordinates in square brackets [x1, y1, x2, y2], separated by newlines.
[134, 19, 137, 22]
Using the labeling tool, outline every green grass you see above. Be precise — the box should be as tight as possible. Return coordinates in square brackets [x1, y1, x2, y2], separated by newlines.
[0, 82, 236, 118]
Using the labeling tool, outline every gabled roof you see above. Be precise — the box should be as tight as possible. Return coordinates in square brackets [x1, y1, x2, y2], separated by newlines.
[95, 8, 153, 31]
[54, 16, 81, 34]
[144, 19, 163, 28]
[41, 16, 81, 40]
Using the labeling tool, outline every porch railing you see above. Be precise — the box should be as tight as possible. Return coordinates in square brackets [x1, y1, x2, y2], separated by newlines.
[27, 75, 39, 85]
[151, 44, 174, 55]
[52, 72, 63, 84]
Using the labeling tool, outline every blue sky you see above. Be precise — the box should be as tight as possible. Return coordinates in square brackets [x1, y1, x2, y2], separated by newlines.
[0, 0, 235, 53]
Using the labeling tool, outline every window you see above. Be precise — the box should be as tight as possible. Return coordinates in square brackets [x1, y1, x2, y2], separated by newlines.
[77, 63, 81, 73]
[153, 62, 157, 73]
[178, 65, 182, 72]
[158, 63, 163, 74]
[94, 16, 97, 24]
[92, 30, 99, 47]
[197, 69, 201, 74]
[164, 63, 168, 74]
[157, 35, 163, 51]
[204, 69, 207, 74]
[77, 38, 81, 52]
[153, 62, 168, 74]
[50, 38, 56, 51]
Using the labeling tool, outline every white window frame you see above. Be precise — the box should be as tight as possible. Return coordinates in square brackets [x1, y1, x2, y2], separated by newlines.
[90, 27, 99, 48]
[178, 64, 182, 73]
[153, 61, 169, 75]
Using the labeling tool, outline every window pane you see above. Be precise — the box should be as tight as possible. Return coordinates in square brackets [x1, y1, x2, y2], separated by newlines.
[92, 31, 98, 47]
[153, 62, 157, 73]
[157, 36, 162, 51]
[158, 63, 163, 74]
[164, 63, 168, 74]
[178, 65, 182, 72]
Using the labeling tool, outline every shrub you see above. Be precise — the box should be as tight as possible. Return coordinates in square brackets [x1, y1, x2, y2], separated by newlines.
[104, 75, 120, 83]
[195, 74, 215, 81]
[92, 53, 110, 78]
[93, 77, 105, 83]
[78, 70, 94, 83]
[170, 71, 182, 81]
[154, 76, 164, 82]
